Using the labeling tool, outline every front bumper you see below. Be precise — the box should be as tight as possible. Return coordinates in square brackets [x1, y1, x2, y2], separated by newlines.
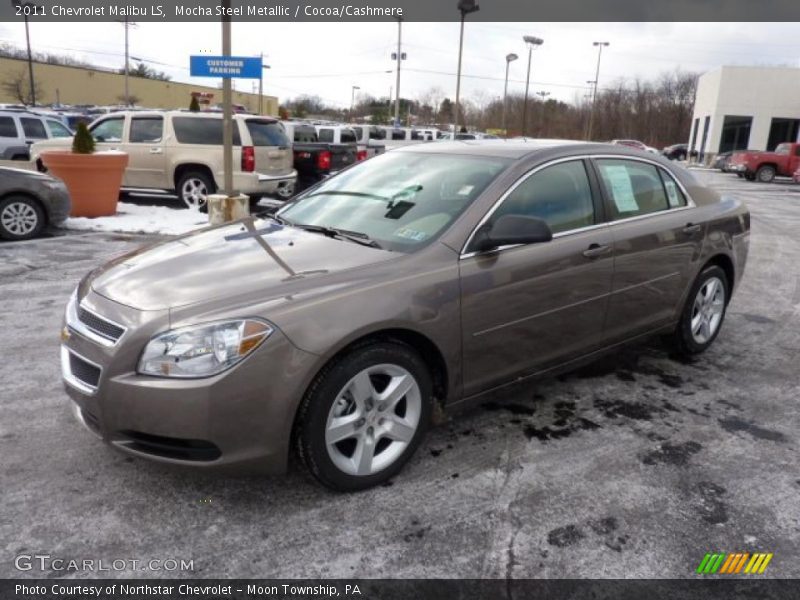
[61, 289, 319, 473]
[729, 163, 747, 173]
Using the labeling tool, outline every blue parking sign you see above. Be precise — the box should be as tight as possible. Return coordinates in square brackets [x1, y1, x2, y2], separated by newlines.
[190, 55, 262, 79]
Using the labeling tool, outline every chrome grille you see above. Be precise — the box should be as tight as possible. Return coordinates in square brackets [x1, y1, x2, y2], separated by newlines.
[77, 306, 125, 343]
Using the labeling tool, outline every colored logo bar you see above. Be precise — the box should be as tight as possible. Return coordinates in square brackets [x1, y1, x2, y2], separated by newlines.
[696, 552, 773, 574]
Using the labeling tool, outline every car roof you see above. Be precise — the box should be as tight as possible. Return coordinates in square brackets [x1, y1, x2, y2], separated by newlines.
[96, 110, 277, 121]
[392, 139, 593, 159]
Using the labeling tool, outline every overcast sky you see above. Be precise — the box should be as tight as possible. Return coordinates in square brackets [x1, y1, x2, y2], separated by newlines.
[1, 21, 799, 107]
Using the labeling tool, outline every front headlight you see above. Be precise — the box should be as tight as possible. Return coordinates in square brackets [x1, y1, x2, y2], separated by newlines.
[138, 319, 273, 378]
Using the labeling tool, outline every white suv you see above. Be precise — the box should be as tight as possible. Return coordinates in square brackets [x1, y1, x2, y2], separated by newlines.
[0, 109, 73, 161]
[31, 111, 297, 208]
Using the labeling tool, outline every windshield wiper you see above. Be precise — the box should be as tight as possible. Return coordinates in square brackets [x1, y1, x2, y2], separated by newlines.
[305, 190, 389, 201]
[295, 224, 384, 249]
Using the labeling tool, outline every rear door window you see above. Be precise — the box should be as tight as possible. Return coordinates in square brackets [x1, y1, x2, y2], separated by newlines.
[20, 117, 47, 139]
[318, 128, 334, 143]
[129, 117, 164, 143]
[246, 120, 289, 147]
[596, 159, 670, 219]
[391, 130, 405, 140]
[0, 117, 18, 137]
[340, 129, 357, 144]
[172, 117, 241, 145]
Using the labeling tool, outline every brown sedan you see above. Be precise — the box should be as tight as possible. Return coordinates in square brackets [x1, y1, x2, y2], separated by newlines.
[61, 141, 750, 490]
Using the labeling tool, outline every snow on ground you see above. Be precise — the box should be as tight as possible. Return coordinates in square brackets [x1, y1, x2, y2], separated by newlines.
[60, 202, 210, 236]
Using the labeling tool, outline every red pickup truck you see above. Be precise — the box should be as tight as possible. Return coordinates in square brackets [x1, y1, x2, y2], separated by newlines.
[728, 142, 800, 182]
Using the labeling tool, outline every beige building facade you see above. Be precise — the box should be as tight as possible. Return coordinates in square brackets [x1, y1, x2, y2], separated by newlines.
[0, 57, 279, 115]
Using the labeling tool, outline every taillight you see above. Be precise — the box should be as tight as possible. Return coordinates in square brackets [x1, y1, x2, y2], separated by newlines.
[242, 146, 255, 172]
[317, 150, 331, 171]
[357, 150, 367, 161]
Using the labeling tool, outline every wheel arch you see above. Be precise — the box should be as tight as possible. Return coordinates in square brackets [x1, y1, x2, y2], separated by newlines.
[172, 163, 217, 190]
[702, 253, 735, 302]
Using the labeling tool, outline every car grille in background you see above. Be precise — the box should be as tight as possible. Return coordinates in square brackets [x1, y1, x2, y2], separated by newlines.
[68, 352, 101, 388]
[77, 307, 125, 343]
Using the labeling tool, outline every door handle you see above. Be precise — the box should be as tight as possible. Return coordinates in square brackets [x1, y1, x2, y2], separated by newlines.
[683, 223, 702, 234]
[149, 148, 163, 154]
[582, 243, 611, 259]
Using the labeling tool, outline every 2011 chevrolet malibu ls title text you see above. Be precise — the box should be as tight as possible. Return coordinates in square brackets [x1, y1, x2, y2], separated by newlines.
[60, 140, 749, 490]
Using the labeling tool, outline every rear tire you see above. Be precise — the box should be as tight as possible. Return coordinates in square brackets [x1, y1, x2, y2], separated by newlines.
[295, 341, 433, 491]
[0, 195, 45, 241]
[669, 265, 729, 357]
[756, 165, 776, 183]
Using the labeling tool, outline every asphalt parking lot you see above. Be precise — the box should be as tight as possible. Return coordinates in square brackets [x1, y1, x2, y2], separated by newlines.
[1, 170, 798, 579]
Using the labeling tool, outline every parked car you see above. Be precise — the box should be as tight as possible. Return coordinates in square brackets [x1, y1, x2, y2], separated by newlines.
[378, 127, 434, 148]
[31, 111, 297, 208]
[794, 164, 800, 184]
[60, 140, 749, 490]
[727, 142, 800, 182]
[0, 166, 70, 240]
[280, 122, 359, 196]
[0, 109, 74, 161]
[610, 139, 659, 154]
[662, 143, 688, 161]
[350, 125, 387, 158]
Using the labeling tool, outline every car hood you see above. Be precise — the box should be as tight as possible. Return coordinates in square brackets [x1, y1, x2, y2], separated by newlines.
[87, 218, 396, 311]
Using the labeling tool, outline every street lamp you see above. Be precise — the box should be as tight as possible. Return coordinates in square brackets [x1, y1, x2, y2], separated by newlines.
[11, 0, 42, 106]
[521, 35, 544, 137]
[586, 41, 610, 141]
[502, 53, 518, 137]
[536, 90, 550, 137]
[350, 85, 361, 121]
[454, 0, 479, 134]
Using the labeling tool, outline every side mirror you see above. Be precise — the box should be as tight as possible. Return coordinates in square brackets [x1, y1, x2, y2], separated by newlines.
[472, 214, 553, 253]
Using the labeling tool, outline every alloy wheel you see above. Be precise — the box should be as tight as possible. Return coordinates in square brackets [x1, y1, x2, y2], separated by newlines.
[1, 201, 39, 237]
[181, 178, 208, 209]
[325, 363, 421, 477]
[691, 276, 725, 344]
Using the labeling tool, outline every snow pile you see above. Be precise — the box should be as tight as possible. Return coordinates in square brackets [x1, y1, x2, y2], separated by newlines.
[62, 202, 210, 235]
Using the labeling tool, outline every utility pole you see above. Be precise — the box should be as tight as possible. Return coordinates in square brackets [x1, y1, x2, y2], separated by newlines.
[502, 53, 518, 137]
[536, 90, 550, 136]
[13, 1, 41, 105]
[394, 18, 402, 127]
[258, 55, 270, 115]
[521, 35, 544, 137]
[586, 41, 610, 141]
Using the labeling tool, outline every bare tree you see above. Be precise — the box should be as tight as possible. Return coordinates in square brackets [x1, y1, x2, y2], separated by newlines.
[2, 70, 43, 105]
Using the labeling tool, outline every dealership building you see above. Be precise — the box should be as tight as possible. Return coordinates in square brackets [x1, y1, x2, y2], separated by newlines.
[689, 65, 800, 162]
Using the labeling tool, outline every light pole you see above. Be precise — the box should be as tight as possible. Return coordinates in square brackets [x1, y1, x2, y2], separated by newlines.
[586, 41, 609, 141]
[502, 53, 518, 137]
[258, 57, 270, 115]
[536, 90, 550, 136]
[350, 85, 360, 121]
[12, 0, 42, 105]
[454, 0, 479, 134]
[521, 35, 544, 137]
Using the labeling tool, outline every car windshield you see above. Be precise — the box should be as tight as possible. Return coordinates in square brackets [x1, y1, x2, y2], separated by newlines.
[277, 151, 511, 253]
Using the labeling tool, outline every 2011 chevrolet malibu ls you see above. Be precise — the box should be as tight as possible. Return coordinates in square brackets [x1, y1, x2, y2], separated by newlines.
[61, 141, 750, 490]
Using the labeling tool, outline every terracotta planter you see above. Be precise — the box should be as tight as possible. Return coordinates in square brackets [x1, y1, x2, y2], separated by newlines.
[41, 151, 129, 218]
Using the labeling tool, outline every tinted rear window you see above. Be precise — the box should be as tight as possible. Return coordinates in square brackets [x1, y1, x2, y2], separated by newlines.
[0, 117, 17, 138]
[21, 117, 47, 139]
[173, 117, 241, 145]
[294, 127, 317, 143]
[246, 120, 288, 147]
[340, 129, 357, 144]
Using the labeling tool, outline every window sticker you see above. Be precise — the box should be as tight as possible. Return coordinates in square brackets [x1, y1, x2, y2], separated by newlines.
[664, 179, 681, 207]
[457, 184, 475, 196]
[603, 166, 639, 212]
[394, 227, 428, 242]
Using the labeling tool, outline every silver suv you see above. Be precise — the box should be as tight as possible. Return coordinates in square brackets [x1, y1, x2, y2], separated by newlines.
[0, 109, 73, 160]
[31, 111, 297, 208]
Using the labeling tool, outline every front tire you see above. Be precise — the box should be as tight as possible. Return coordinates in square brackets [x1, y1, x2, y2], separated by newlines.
[176, 171, 215, 210]
[295, 342, 433, 491]
[0, 195, 45, 241]
[669, 265, 729, 356]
